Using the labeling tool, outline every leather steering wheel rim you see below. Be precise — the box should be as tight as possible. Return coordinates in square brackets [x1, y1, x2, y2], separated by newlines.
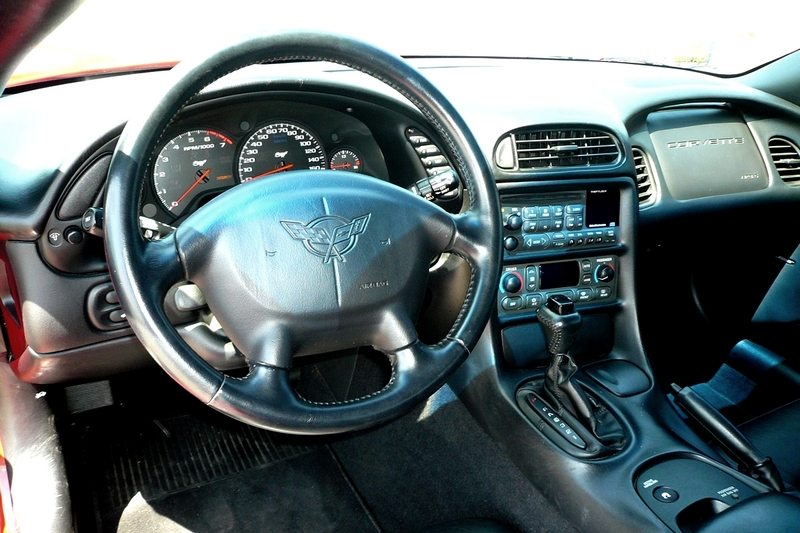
[104, 32, 500, 434]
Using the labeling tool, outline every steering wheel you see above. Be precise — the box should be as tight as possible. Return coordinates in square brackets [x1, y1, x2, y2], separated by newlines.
[104, 33, 500, 434]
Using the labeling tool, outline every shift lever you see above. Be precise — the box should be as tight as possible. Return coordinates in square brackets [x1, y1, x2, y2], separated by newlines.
[537, 295, 598, 433]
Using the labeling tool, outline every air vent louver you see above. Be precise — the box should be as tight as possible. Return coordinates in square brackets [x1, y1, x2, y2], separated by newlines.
[632, 147, 655, 207]
[514, 128, 620, 169]
[768, 137, 800, 187]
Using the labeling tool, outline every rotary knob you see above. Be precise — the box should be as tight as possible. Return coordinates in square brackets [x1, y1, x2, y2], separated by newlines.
[504, 214, 523, 230]
[502, 273, 523, 293]
[594, 264, 616, 283]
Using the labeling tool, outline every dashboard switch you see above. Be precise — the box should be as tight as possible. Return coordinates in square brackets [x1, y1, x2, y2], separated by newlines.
[505, 214, 523, 230]
[595, 264, 616, 283]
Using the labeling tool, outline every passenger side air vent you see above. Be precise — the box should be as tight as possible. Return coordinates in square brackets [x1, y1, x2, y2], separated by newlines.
[768, 137, 800, 187]
[497, 128, 621, 170]
[632, 147, 655, 207]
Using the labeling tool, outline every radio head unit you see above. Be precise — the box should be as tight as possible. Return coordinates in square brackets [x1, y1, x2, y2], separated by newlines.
[501, 189, 620, 254]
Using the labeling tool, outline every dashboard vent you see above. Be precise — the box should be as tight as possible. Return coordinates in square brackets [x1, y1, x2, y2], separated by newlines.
[768, 137, 800, 186]
[513, 128, 621, 169]
[632, 147, 655, 206]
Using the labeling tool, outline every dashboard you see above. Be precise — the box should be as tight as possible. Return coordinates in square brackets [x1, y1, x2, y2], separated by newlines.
[2, 57, 800, 384]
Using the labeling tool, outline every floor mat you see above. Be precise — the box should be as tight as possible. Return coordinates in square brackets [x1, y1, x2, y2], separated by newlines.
[116, 449, 378, 533]
[64, 409, 376, 532]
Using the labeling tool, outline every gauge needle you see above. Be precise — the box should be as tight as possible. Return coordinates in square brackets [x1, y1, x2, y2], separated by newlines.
[173, 168, 211, 208]
[330, 163, 352, 170]
[248, 163, 295, 181]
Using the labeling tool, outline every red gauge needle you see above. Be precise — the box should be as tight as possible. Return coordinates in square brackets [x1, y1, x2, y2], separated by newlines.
[173, 168, 211, 209]
[248, 163, 295, 181]
[330, 163, 352, 170]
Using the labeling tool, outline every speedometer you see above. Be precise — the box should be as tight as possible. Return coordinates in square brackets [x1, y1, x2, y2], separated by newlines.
[237, 122, 327, 182]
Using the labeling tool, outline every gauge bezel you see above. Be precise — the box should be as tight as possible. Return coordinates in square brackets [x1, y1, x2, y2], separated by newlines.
[328, 146, 363, 173]
[236, 119, 328, 183]
[150, 127, 237, 219]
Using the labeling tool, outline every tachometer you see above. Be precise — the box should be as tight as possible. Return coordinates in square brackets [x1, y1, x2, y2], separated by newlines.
[237, 122, 327, 182]
[152, 129, 236, 217]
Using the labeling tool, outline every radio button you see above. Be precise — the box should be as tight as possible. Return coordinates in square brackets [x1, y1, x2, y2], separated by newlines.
[522, 207, 538, 219]
[552, 205, 564, 217]
[581, 260, 592, 272]
[537, 206, 553, 219]
[525, 293, 544, 310]
[538, 219, 553, 232]
[522, 220, 537, 233]
[501, 297, 523, 311]
[553, 218, 564, 231]
[524, 235, 550, 250]
[552, 240, 567, 249]
[566, 204, 584, 214]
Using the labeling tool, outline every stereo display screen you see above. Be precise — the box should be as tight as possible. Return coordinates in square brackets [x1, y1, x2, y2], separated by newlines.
[585, 188, 619, 228]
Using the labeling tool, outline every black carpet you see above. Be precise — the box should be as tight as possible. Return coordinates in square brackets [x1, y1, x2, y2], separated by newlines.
[63, 407, 376, 532]
[116, 449, 378, 533]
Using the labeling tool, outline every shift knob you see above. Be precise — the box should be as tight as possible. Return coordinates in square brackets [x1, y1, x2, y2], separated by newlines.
[537, 295, 582, 355]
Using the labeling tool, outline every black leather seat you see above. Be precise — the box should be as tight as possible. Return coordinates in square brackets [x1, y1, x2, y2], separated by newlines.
[740, 398, 800, 489]
[424, 518, 517, 533]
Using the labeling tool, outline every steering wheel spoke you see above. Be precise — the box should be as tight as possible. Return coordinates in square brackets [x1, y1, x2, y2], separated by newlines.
[140, 233, 185, 297]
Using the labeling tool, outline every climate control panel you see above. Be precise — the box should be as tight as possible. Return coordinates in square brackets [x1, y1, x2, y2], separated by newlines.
[497, 256, 618, 316]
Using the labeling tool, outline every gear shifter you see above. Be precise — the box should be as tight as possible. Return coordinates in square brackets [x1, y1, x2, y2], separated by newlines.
[537, 294, 598, 433]
[530, 295, 624, 453]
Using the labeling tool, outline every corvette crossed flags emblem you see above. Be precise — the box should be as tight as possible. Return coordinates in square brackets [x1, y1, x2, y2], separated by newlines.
[281, 213, 371, 263]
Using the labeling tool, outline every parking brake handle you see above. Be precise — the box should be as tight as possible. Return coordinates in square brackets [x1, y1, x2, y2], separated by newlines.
[671, 383, 785, 492]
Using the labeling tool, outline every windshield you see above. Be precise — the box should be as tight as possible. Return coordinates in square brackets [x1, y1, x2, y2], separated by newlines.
[9, 0, 800, 86]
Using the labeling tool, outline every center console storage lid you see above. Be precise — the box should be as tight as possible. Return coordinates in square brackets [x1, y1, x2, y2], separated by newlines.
[696, 493, 800, 533]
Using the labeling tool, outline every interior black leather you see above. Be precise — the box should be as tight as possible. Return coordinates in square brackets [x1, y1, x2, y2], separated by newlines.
[740, 399, 800, 488]
[696, 492, 800, 533]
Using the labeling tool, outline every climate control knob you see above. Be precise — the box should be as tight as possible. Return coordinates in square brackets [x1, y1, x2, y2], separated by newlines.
[505, 214, 523, 230]
[594, 264, 616, 283]
[502, 273, 523, 293]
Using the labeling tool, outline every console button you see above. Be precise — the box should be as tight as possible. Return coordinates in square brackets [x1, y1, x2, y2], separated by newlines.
[552, 218, 564, 231]
[565, 216, 578, 230]
[538, 219, 552, 232]
[522, 207, 538, 219]
[109, 310, 127, 323]
[582, 274, 593, 285]
[524, 235, 550, 250]
[566, 204, 583, 214]
[421, 154, 448, 167]
[576, 288, 594, 302]
[415, 144, 440, 156]
[537, 206, 553, 219]
[501, 297, 523, 311]
[525, 266, 537, 290]
[525, 293, 544, 310]
[503, 236, 519, 251]
[105, 291, 120, 305]
[653, 487, 679, 503]
[605, 229, 617, 243]
[582, 260, 592, 273]
[596, 286, 612, 299]
[522, 220, 537, 233]
[552, 205, 564, 217]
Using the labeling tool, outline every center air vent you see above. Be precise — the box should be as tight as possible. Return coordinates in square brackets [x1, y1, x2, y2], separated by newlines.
[496, 128, 621, 170]
[632, 147, 655, 207]
[768, 137, 800, 186]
